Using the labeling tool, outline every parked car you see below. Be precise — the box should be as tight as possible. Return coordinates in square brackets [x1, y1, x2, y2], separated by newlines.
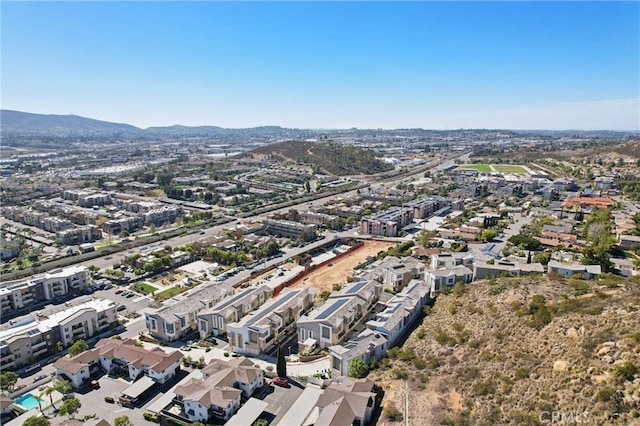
[33, 375, 47, 383]
[89, 380, 100, 389]
[62, 393, 74, 400]
[180, 345, 192, 351]
[25, 363, 42, 374]
[116, 304, 126, 311]
[272, 377, 290, 387]
[115, 289, 124, 295]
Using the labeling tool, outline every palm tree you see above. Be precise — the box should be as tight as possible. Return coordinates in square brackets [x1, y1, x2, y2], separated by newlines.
[43, 385, 56, 410]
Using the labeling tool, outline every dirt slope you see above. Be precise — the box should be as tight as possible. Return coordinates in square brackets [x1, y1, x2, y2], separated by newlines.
[370, 275, 640, 425]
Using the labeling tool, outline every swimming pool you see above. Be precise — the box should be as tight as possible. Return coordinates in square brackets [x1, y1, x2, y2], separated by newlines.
[15, 393, 42, 410]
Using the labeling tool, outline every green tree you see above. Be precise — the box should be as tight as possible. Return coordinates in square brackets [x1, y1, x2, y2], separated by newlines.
[417, 228, 435, 248]
[58, 396, 81, 419]
[481, 228, 498, 242]
[253, 419, 268, 426]
[114, 415, 134, 426]
[0, 371, 18, 392]
[22, 416, 51, 426]
[348, 358, 370, 379]
[276, 345, 287, 378]
[191, 423, 206, 426]
[43, 385, 58, 409]
[68, 339, 89, 357]
[56, 341, 64, 353]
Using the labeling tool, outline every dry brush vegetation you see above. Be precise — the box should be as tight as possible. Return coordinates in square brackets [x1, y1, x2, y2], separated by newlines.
[370, 275, 640, 425]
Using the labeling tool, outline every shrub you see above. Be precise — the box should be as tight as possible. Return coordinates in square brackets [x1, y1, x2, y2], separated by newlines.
[615, 361, 639, 382]
[224, 352, 230, 357]
[384, 401, 403, 422]
[597, 386, 617, 402]
[392, 368, 408, 379]
[514, 367, 530, 380]
[474, 380, 496, 396]
[415, 328, 426, 339]
[143, 412, 159, 423]
[104, 396, 115, 403]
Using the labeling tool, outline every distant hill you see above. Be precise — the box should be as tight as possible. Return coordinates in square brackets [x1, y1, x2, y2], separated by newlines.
[252, 140, 394, 176]
[0, 110, 142, 136]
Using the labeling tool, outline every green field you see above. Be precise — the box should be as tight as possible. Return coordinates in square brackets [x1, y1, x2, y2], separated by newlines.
[155, 285, 188, 301]
[460, 164, 492, 173]
[492, 164, 527, 174]
[133, 282, 158, 295]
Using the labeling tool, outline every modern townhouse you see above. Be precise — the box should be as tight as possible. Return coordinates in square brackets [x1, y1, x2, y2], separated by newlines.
[360, 255, 424, 292]
[407, 196, 464, 220]
[474, 260, 545, 280]
[196, 285, 273, 339]
[0, 266, 90, 316]
[424, 266, 473, 294]
[365, 279, 430, 347]
[328, 329, 389, 378]
[0, 298, 118, 370]
[429, 252, 474, 270]
[174, 357, 264, 423]
[547, 260, 602, 280]
[145, 284, 232, 342]
[329, 280, 431, 378]
[297, 211, 342, 230]
[54, 338, 183, 388]
[296, 280, 380, 351]
[143, 206, 182, 226]
[226, 287, 316, 356]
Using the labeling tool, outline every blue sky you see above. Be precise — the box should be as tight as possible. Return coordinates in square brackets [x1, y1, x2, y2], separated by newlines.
[2, 2, 639, 130]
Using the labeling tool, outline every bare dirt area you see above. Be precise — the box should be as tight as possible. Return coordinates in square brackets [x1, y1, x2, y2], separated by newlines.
[290, 241, 395, 294]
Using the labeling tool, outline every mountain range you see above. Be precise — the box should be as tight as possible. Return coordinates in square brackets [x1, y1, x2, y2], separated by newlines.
[1, 110, 636, 140]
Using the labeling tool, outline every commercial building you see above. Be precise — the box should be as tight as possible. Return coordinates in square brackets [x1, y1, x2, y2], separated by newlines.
[263, 219, 317, 241]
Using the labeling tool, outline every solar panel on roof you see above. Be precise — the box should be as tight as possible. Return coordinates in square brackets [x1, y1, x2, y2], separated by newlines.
[316, 298, 349, 320]
[345, 281, 367, 294]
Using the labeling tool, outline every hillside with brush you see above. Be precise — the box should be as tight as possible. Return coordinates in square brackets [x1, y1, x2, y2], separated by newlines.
[369, 275, 640, 425]
[252, 141, 394, 175]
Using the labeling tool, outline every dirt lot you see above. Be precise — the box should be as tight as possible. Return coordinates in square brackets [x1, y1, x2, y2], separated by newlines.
[289, 240, 394, 294]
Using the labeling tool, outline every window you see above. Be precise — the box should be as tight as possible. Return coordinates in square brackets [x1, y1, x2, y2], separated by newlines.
[332, 357, 341, 370]
[321, 326, 330, 340]
[199, 320, 207, 332]
[165, 323, 174, 334]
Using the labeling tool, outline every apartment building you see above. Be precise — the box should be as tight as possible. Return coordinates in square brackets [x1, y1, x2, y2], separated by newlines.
[145, 284, 232, 342]
[56, 225, 102, 245]
[297, 211, 341, 230]
[102, 215, 144, 234]
[0, 298, 118, 370]
[175, 357, 264, 423]
[226, 288, 316, 356]
[263, 219, 317, 241]
[54, 338, 182, 388]
[0, 266, 90, 316]
[143, 206, 182, 226]
[359, 207, 413, 237]
[196, 285, 273, 339]
[297, 280, 380, 351]
[407, 197, 464, 220]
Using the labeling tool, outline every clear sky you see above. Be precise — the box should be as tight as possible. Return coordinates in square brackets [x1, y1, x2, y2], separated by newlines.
[2, 1, 639, 130]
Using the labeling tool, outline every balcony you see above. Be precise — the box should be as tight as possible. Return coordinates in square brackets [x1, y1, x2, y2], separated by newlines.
[32, 340, 47, 350]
